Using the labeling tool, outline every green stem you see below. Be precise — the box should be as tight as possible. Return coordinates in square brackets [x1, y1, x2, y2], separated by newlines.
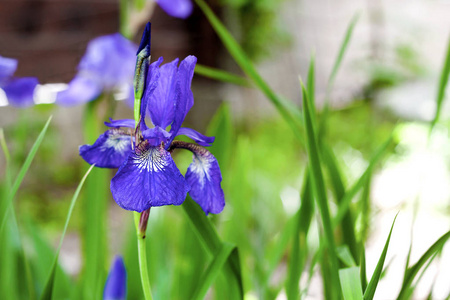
[134, 211, 153, 300]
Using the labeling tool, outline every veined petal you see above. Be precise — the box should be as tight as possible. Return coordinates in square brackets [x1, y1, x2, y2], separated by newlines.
[148, 58, 179, 129]
[142, 126, 171, 147]
[0, 56, 18, 80]
[103, 256, 127, 300]
[156, 0, 193, 19]
[140, 57, 163, 131]
[176, 127, 215, 147]
[56, 76, 102, 106]
[179, 143, 224, 215]
[168, 55, 197, 144]
[3, 77, 38, 108]
[79, 129, 133, 168]
[111, 141, 189, 212]
[105, 118, 135, 129]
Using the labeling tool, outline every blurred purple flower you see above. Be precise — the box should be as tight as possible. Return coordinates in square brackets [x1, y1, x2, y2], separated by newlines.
[0, 55, 38, 108]
[156, 0, 193, 18]
[103, 256, 127, 300]
[79, 23, 225, 215]
[56, 33, 137, 106]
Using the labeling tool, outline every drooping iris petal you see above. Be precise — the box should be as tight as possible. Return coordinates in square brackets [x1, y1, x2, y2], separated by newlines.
[103, 256, 127, 300]
[56, 76, 102, 106]
[176, 127, 215, 147]
[80, 129, 133, 168]
[148, 58, 179, 129]
[168, 55, 197, 144]
[185, 145, 224, 215]
[0, 56, 18, 80]
[111, 141, 189, 212]
[142, 126, 171, 146]
[2, 77, 38, 108]
[156, 0, 193, 19]
[79, 33, 137, 89]
[105, 118, 135, 129]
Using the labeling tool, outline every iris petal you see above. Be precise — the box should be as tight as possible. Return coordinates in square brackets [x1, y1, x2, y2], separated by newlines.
[185, 145, 224, 215]
[104, 118, 135, 129]
[0, 56, 18, 80]
[140, 57, 163, 131]
[156, 0, 193, 19]
[168, 55, 197, 144]
[111, 141, 189, 212]
[3, 77, 38, 108]
[176, 127, 215, 147]
[148, 58, 179, 129]
[103, 256, 127, 300]
[80, 129, 133, 168]
[56, 76, 102, 106]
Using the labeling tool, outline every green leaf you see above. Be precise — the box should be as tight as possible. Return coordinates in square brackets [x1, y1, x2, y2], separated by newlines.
[195, 64, 251, 87]
[39, 165, 94, 300]
[301, 80, 341, 298]
[337, 246, 357, 267]
[360, 246, 367, 292]
[194, 0, 305, 145]
[0, 116, 52, 233]
[397, 230, 450, 300]
[191, 243, 236, 300]
[207, 103, 234, 169]
[328, 13, 360, 90]
[339, 267, 363, 300]
[364, 213, 398, 300]
[431, 35, 450, 130]
[182, 198, 244, 299]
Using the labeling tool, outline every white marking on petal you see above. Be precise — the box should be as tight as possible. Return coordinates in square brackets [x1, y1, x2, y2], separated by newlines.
[189, 153, 213, 188]
[134, 145, 170, 172]
[104, 132, 130, 154]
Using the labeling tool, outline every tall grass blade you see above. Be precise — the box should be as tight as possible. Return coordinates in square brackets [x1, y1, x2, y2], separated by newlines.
[397, 230, 450, 300]
[39, 165, 94, 300]
[337, 245, 357, 267]
[191, 243, 236, 300]
[430, 35, 450, 130]
[339, 267, 363, 300]
[328, 13, 360, 90]
[301, 80, 341, 297]
[363, 214, 398, 300]
[195, 64, 251, 87]
[194, 0, 304, 145]
[182, 197, 244, 299]
[0, 116, 52, 233]
[360, 246, 367, 292]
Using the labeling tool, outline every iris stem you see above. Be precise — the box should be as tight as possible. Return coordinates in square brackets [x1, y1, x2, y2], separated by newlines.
[134, 210, 153, 300]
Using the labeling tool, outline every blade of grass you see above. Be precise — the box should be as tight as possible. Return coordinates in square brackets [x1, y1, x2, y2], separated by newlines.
[301, 79, 341, 298]
[430, 35, 450, 131]
[397, 230, 450, 300]
[337, 246, 357, 267]
[360, 245, 367, 292]
[191, 243, 236, 300]
[182, 198, 244, 299]
[339, 267, 363, 300]
[195, 64, 251, 87]
[363, 213, 398, 300]
[39, 165, 94, 300]
[0, 116, 52, 233]
[194, 0, 305, 145]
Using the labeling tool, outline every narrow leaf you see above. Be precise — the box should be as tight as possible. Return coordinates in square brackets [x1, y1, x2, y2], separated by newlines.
[337, 246, 357, 267]
[339, 267, 363, 300]
[431, 35, 450, 130]
[364, 214, 398, 300]
[195, 64, 251, 87]
[39, 165, 94, 300]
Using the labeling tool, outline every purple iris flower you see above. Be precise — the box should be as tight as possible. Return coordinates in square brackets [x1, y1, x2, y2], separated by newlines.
[0, 55, 39, 107]
[79, 23, 225, 215]
[56, 33, 137, 106]
[103, 256, 127, 300]
[156, 0, 193, 19]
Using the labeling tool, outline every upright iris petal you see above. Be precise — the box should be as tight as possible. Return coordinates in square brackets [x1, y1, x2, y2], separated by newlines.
[57, 34, 137, 106]
[156, 0, 193, 19]
[103, 256, 127, 300]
